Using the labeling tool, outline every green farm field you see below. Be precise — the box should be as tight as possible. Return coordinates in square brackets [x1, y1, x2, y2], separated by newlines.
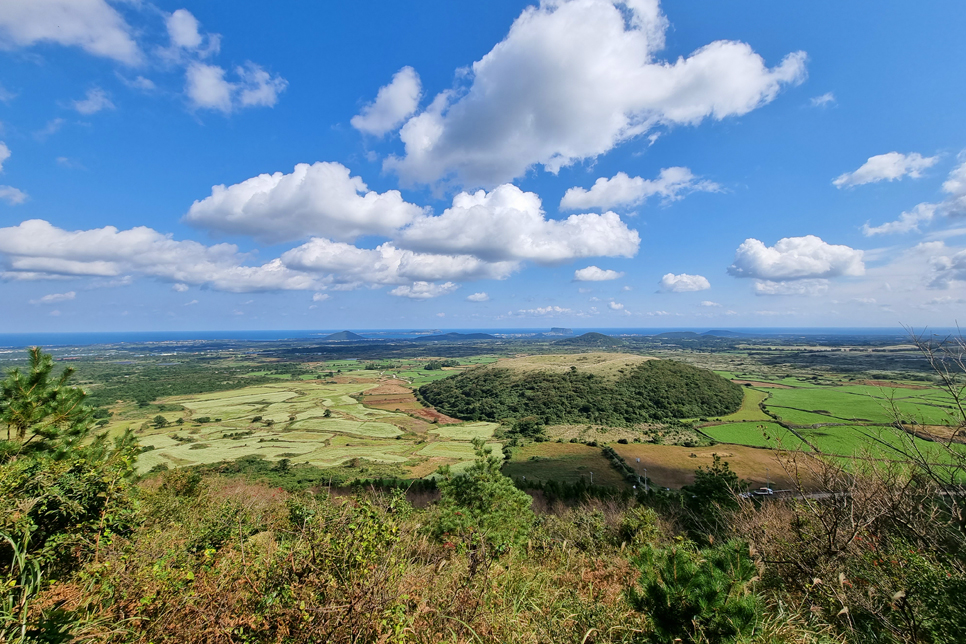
[108, 377, 502, 478]
[699, 421, 810, 451]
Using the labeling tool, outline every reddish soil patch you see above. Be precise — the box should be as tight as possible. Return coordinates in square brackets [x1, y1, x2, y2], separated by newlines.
[856, 380, 929, 390]
[611, 443, 803, 490]
[358, 377, 461, 424]
[365, 383, 413, 395]
[364, 395, 420, 411]
[732, 380, 793, 388]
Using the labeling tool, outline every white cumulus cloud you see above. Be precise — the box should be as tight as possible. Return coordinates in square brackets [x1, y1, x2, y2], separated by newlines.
[281, 237, 518, 287]
[186, 62, 286, 113]
[185, 162, 426, 244]
[861, 158, 966, 233]
[728, 236, 864, 280]
[574, 265, 624, 281]
[389, 281, 458, 299]
[166, 9, 213, 53]
[312, 292, 330, 302]
[941, 159, 966, 218]
[351, 66, 422, 136]
[699, 300, 721, 307]
[0, 0, 142, 65]
[30, 290, 75, 304]
[397, 184, 639, 263]
[172, 283, 189, 292]
[72, 87, 115, 115]
[0, 219, 317, 292]
[507, 305, 572, 317]
[560, 167, 720, 210]
[660, 272, 710, 292]
[862, 203, 936, 236]
[467, 292, 490, 302]
[810, 92, 835, 107]
[0, 186, 27, 205]
[384, 0, 805, 187]
[0, 142, 9, 172]
[833, 152, 938, 188]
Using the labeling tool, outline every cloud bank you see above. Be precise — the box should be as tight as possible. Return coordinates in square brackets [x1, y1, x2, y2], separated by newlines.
[383, 0, 806, 186]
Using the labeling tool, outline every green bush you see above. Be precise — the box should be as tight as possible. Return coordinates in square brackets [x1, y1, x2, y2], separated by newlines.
[628, 539, 762, 643]
[430, 438, 533, 556]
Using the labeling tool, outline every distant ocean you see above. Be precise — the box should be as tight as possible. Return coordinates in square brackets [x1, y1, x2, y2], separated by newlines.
[0, 326, 939, 350]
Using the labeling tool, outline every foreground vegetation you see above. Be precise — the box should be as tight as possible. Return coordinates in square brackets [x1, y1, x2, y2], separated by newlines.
[3, 332, 966, 643]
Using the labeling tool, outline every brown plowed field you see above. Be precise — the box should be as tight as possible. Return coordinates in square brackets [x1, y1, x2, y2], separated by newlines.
[411, 408, 462, 424]
[358, 378, 462, 424]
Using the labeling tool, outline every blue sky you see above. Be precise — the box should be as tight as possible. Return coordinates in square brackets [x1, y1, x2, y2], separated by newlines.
[1, 0, 965, 332]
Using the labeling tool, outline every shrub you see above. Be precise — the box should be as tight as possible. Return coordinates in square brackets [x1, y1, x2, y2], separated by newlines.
[430, 437, 533, 557]
[628, 539, 762, 643]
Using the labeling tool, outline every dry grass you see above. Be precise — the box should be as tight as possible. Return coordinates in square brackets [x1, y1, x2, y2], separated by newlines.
[484, 352, 655, 379]
[611, 443, 797, 490]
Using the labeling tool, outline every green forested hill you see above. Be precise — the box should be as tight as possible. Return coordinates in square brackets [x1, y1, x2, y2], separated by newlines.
[419, 359, 743, 425]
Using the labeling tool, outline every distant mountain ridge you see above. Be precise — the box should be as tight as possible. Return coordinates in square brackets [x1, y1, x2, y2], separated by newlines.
[323, 331, 365, 341]
[552, 332, 623, 347]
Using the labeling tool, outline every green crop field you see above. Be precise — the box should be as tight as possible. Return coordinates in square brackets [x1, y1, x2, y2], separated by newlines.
[428, 422, 500, 441]
[763, 386, 956, 425]
[113, 379, 491, 476]
[718, 388, 771, 421]
[700, 421, 810, 450]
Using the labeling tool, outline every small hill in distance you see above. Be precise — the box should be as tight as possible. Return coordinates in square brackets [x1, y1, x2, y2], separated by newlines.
[419, 353, 743, 425]
[414, 332, 497, 342]
[552, 332, 623, 347]
[323, 330, 365, 341]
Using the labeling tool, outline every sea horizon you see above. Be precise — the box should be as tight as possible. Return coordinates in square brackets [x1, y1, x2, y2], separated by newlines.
[0, 325, 950, 350]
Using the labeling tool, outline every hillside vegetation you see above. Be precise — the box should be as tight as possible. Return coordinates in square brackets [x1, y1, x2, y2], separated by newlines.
[419, 357, 744, 425]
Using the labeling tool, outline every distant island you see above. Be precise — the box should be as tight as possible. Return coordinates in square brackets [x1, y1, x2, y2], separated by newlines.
[546, 327, 573, 336]
[322, 330, 365, 341]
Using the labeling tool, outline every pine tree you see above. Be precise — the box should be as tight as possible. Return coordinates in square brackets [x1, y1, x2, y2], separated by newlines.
[0, 347, 93, 461]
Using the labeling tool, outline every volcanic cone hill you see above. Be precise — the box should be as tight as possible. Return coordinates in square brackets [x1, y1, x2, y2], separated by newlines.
[418, 353, 743, 426]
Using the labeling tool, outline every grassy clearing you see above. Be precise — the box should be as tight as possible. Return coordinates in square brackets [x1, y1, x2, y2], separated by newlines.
[485, 352, 654, 379]
[718, 388, 770, 421]
[501, 442, 628, 487]
[428, 421, 499, 441]
[418, 441, 503, 461]
[612, 443, 794, 490]
[700, 421, 810, 450]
